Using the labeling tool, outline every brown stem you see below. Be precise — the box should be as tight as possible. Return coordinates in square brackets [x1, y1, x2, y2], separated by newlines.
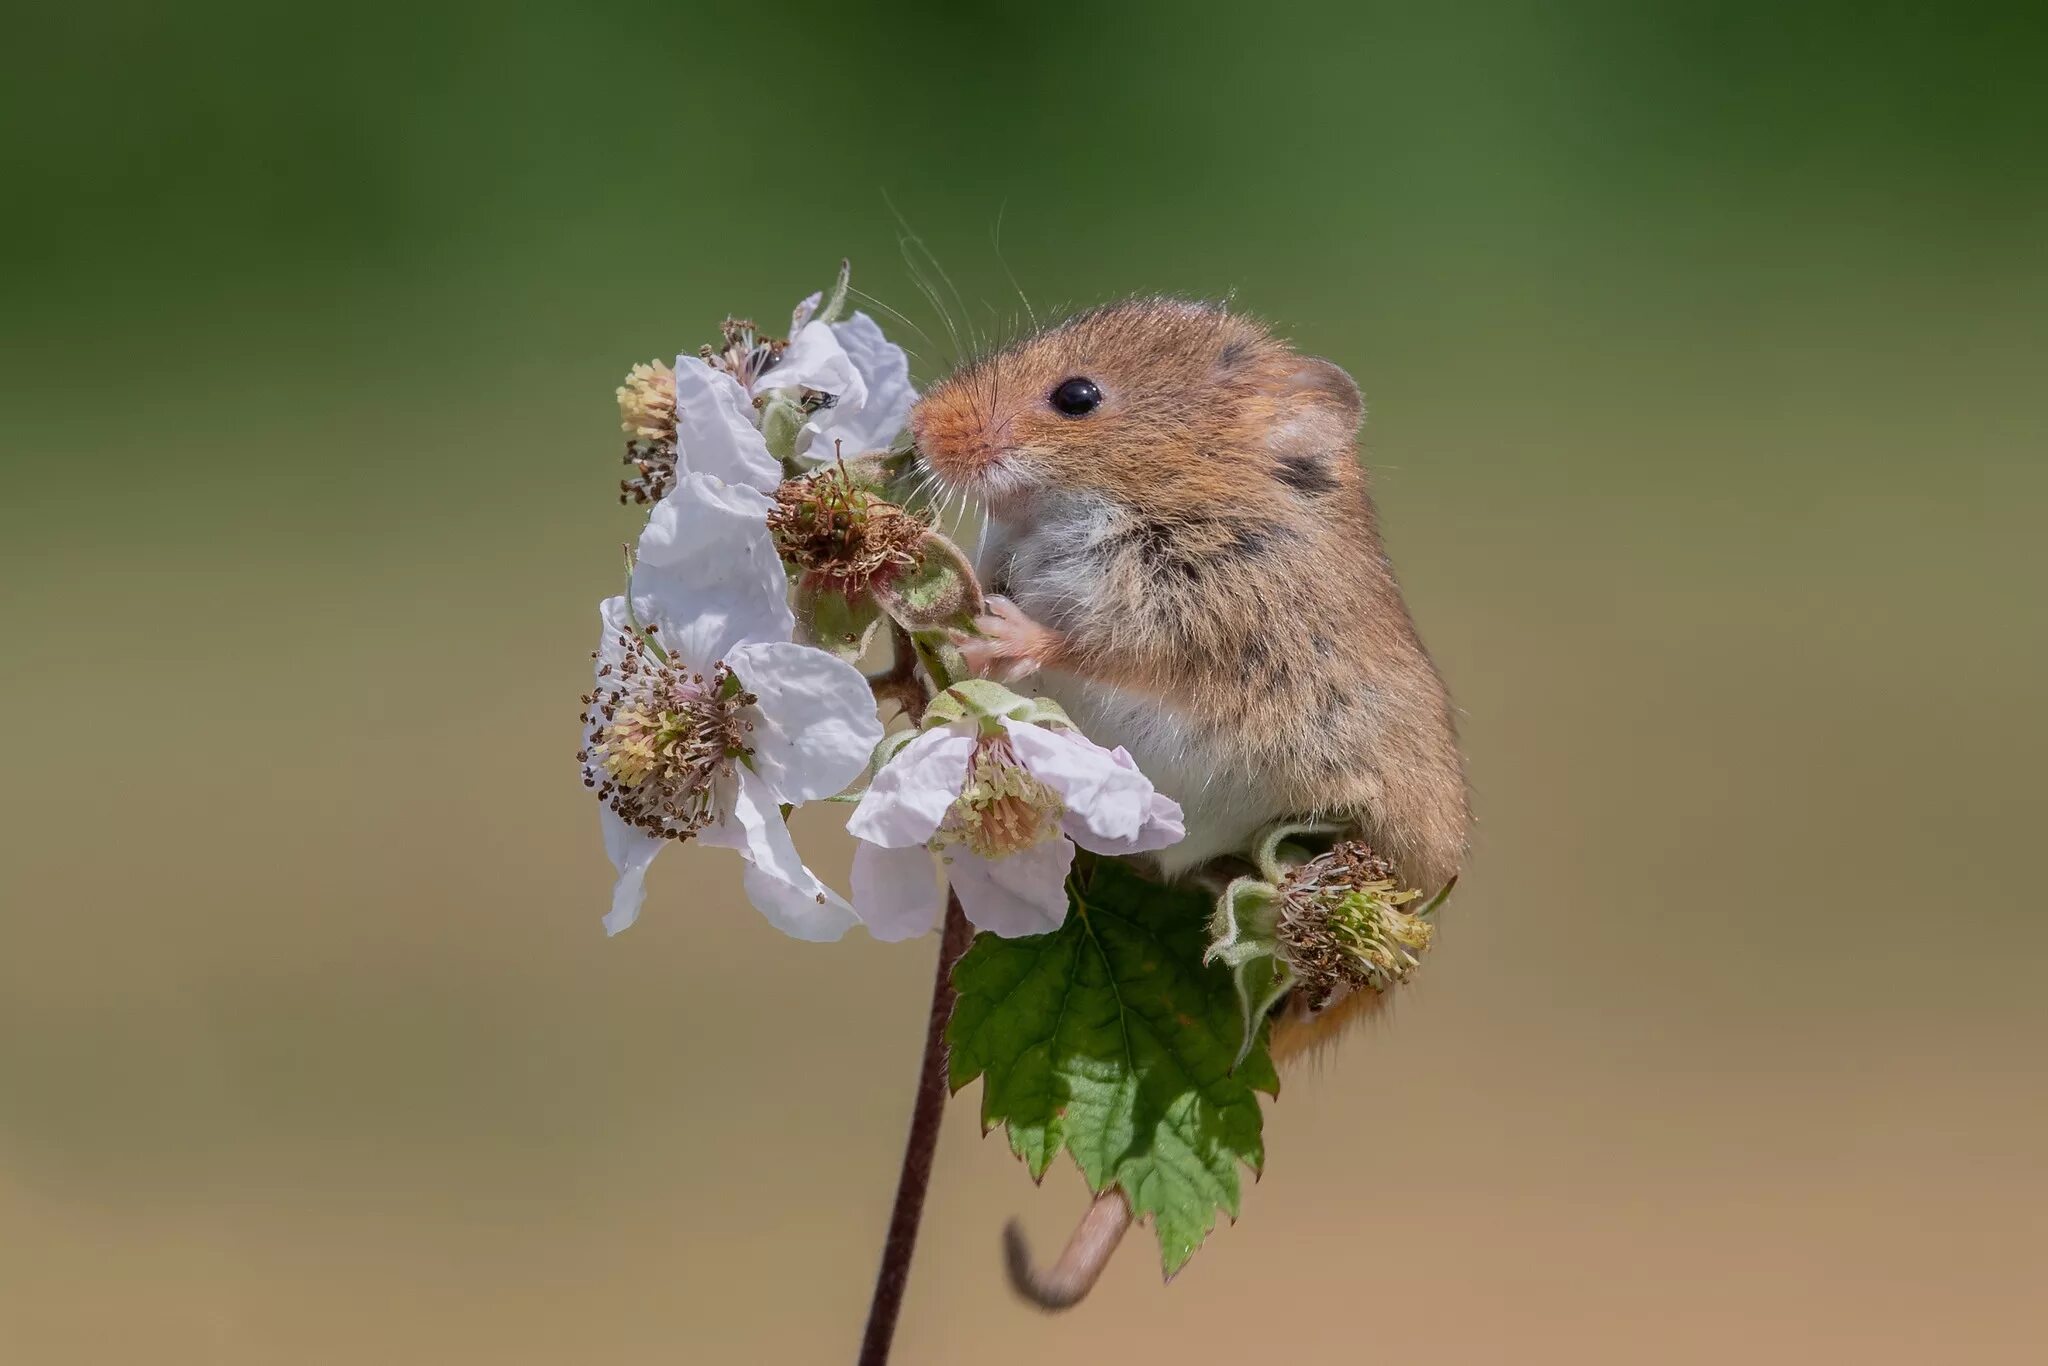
[856, 894, 973, 1366]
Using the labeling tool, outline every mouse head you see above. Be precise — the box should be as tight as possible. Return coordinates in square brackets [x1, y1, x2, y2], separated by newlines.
[910, 298, 1364, 517]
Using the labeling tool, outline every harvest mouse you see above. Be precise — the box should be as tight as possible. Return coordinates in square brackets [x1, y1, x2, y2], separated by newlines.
[909, 297, 1471, 1306]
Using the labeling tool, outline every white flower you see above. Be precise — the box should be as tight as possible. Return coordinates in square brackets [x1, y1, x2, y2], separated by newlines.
[674, 302, 914, 488]
[845, 719, 1186, 940]
[581, 472, 883, 940]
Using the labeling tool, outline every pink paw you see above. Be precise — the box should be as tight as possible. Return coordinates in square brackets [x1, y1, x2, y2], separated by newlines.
[956, 596, 1060, 683]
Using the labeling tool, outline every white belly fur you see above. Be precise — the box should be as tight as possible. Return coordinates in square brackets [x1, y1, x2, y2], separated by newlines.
[982, 503, 1275, 875]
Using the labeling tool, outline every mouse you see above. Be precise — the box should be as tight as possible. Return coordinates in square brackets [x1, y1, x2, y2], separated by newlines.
[908, 296, 1471, 1307]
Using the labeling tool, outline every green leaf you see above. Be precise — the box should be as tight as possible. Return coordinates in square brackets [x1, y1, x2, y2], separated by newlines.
[948, 856, 1280, 1278]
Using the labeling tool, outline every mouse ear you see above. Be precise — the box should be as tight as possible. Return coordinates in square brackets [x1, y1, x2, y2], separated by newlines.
[1261, 358, 1363, 478]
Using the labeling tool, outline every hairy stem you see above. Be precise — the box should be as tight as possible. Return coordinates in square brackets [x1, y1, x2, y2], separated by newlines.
[857, 894, 973, 1366]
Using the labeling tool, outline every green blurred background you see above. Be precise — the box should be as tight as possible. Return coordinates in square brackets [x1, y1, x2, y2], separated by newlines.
[4, 3, 2043, 1361]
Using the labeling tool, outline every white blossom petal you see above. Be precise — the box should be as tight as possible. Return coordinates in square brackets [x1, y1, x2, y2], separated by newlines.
[701, 768, 854, 940]
[634, 472, 794, 668]
[946, 838, 1076, 938]
[807, 312, 914, 455]
[845, 723, 977, 848]
[741, 860, 858, 943]
[725, 641, 883, 805]
[850, 841, 946, 942]
[599, 806, 664, 936]
[760, 321, 865, 412]
[671, 357, 783, 491]
[1001, 719, 1153, 846]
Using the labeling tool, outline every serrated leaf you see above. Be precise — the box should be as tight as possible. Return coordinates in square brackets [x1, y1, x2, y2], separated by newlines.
[948, 856, 1279, 1278]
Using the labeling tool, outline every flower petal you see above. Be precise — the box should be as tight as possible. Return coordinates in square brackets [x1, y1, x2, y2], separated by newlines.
[845, 723, 976, 848]
[1073, 789, 1187, 856]
[700, 766, 801, 881]
[700, 768, 855, 940]
[759, 321, 865, 413]
[1000, 719, 1154, 846]
[599, 806, 665, 936]
[806, 312, 914, 456]
[850, 841, 946, 942]
[671, 357, 783, 491]
[726, 641, 884, 805]
[741, 860, 858, 943]
[946, 837, 1075, 938]
[634, 472, 794, 667]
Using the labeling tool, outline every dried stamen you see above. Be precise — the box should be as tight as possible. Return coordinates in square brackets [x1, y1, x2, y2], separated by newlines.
[578, 630, 756, 839]
[701, 317, 787, 393]
[1276, 841, 1433, 1007]
[767, 466, 926, 593]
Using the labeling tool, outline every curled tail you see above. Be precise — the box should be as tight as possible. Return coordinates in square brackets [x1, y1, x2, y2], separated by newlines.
[1002, 1191, 1132, 1311]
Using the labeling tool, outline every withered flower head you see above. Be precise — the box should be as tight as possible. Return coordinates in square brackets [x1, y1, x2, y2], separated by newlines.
[1276, 840, 1434, 1008]
[767, 465, 926, 593]
[617, 360, 678, 505]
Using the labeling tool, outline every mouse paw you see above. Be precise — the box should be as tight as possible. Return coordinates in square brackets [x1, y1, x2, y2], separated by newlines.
[956, 596, 1061, 684]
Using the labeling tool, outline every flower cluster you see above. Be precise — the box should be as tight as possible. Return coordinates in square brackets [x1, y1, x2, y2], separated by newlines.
[579, 264, 1188, 947]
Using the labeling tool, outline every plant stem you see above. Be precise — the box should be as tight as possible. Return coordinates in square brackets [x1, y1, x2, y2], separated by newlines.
[856, 893, 973, 1366]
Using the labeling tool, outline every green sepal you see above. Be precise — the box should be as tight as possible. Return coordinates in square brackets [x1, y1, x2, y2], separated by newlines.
[921, 678, 1073, 735]
[815, 257, 852, 325]
[1251, 819, 1349, 884]
[759, 392, 806, 466]
[1204, 877, 1295, 1070]
[948, 855, 1279, 1278]
[873, 528, 984, 633]
[793, 582, 883, 664]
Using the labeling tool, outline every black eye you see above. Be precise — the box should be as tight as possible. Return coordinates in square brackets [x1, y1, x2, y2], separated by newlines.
[1050, 377, 1102, 416]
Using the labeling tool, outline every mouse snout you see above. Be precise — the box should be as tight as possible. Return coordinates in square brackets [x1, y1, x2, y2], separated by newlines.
[909, 387, 1001, 488]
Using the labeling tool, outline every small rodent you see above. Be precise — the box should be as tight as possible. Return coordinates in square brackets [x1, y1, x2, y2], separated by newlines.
[910, 297, 1471, 1308]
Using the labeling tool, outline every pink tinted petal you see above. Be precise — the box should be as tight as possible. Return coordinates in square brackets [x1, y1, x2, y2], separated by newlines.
[946, 837, 1075, 939]
[1069, 789, 1187, 856]
[1000, 719, 1152, 844]
[599, 807, 664, 936]
[670, 357, 782, 490]
[845, 723, 976, 849]
[850, 841, 946, 942]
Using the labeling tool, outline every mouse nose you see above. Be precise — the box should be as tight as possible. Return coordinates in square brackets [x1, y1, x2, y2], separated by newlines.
[908, 392, 992, 479]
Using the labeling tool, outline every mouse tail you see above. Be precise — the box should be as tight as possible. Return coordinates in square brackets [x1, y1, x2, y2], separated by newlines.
[1002, 1190, 1132, 1311]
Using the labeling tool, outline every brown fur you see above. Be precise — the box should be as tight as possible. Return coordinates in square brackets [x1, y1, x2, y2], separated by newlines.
[922, 300, 1471, 1310]
[914, 298, 1470, 893]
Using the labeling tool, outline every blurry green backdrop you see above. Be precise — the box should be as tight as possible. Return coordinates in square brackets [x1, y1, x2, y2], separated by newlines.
[3, 3, 2043, 1362]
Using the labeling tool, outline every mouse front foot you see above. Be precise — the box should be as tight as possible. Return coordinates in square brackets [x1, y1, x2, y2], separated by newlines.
[956, 595, 1063, 684]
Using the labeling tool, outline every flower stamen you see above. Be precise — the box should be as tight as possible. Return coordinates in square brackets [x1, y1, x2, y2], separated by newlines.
[934, 735, 1065, 861]
[579, 631, 756, 839]
[767, 465, 926, 593]
[617, 360, 678, 505]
